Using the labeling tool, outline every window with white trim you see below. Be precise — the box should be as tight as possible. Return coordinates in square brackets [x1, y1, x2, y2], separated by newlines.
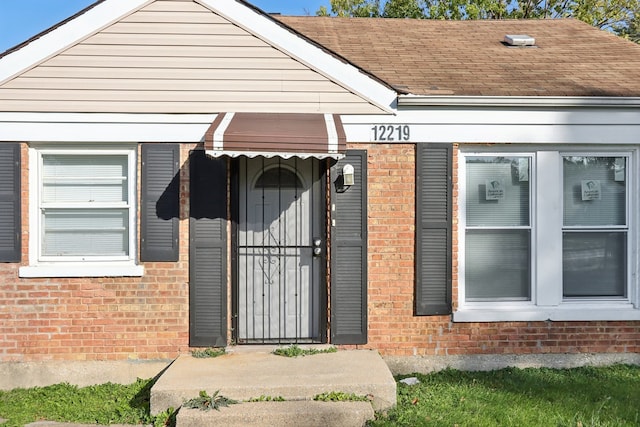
[456, 148, 639, 322]
[562, 156, 627, 298]
[20, 146, 142, 278]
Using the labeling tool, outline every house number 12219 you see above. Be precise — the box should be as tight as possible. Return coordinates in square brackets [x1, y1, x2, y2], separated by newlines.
[371, 125, 410, 142]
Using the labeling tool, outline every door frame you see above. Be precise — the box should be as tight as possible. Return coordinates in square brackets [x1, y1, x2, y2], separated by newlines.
[230, 157, 329, 344]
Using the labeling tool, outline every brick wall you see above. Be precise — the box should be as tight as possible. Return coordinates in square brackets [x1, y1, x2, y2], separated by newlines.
[0, 143, 196, 362]
[355, 143, 640, 356]
[2, 141, 639, 362]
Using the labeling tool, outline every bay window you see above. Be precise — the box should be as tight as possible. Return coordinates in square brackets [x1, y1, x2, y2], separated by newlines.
[457, 148, 639, 322]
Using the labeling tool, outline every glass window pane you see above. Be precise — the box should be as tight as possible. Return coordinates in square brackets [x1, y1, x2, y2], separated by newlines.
[43, 155, 128, 204]
[255, 167, 302, 189]
[563, 156, 626, 226]
[466, 156, 530, 226]
[563, 232, 626, 297]
[465, 229, 531, 301]
[43, 209, 129, 257]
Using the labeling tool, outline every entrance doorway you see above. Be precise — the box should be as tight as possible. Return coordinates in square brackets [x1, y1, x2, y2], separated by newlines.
[235, 157, 325, 343]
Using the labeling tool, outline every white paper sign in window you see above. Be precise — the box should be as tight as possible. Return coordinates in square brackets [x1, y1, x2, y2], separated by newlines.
[581, 179, 601, 201]
[485, 179, 505, 200]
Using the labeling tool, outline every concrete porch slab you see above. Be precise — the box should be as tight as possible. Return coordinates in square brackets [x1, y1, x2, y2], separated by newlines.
[150, 348, 396, 415]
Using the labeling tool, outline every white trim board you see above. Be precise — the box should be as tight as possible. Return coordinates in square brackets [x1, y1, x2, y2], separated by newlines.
[0, 113, 216, 142]
[341, 107, 640, 144]
[3, 106, 640, 144]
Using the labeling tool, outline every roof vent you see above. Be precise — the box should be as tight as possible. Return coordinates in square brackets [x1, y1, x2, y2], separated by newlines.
[504, 34, 536, 47]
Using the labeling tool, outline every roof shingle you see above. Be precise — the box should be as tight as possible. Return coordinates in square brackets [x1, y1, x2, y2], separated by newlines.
[278, 17, 640, 97]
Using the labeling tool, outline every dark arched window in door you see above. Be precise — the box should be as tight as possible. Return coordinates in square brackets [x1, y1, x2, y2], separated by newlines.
[254, 166, 303, 189]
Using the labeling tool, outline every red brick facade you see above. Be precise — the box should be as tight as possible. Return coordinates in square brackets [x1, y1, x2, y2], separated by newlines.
[352, 143, 640, 356]
[1, 142, 639, 362]
[0, 143, 194, 362]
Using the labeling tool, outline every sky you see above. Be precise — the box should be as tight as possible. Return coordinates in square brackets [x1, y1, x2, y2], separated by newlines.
[0, 0, 328, 53]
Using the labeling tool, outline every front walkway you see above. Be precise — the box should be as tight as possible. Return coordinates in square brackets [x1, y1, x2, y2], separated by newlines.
[150, 346, 396, 419]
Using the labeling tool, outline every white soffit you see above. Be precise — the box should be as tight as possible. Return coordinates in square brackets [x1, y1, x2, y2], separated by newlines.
[197, 0, 397, 114]
[0, 0, 152, 85]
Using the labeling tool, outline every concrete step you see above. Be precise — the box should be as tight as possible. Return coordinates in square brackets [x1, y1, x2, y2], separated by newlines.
[150, 349, 396, 415]
[176, 401, 375, 427]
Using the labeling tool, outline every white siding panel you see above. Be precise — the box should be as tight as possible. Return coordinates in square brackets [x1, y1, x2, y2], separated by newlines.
[101, 22, 247, 35]
[0, 101, 380, 114]
[0, 89, 363, 103]
[0, 0, 382, 114]
[22, 67, 328, 81]
[4, 78, 341, 92]
[121, 12, 228, 24]
[46, 55, 306, 69]
[67, 45, 289, 58]
[82, 33, 267, 46]
[141, 1, 208, 13]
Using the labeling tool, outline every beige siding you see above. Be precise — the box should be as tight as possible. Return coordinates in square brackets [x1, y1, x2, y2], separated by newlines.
[0, 0, 383, 114]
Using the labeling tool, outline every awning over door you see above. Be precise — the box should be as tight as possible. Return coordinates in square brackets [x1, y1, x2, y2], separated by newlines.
[204, 113, 346, 159]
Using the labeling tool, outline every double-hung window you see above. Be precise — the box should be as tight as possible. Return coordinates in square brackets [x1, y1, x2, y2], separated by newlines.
[457, 148, 639, 322]
[464, 155, 532, 302]
[562, 156, 627, 298]
[20, 146, 142, 278]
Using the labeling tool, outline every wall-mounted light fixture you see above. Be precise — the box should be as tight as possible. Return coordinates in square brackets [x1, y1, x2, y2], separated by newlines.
[342, 164, 355, 186]
[334, 163, 355, 193]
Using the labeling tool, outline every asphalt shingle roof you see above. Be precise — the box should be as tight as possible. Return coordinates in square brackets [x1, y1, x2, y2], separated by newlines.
[278, 16, 640, 97]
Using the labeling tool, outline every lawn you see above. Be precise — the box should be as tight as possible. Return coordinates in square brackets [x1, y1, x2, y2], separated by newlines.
[371, 365, 640, 426]
[0, 379, 162, 427]
[0, 364, 638, 427]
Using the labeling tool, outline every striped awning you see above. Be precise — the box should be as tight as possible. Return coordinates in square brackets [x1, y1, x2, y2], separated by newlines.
[204, 113, 346, 159]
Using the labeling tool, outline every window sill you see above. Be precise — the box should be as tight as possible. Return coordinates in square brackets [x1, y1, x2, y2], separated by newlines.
[19, 264, 144, 278]
[453, 304, 640, 322]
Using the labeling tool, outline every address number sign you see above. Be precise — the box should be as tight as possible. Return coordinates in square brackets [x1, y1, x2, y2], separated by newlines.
[371, 124, 411, 142]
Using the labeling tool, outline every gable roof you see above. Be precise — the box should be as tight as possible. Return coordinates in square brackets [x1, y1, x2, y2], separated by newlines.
[278, 17, 640, 97]
[0, 0, 396, 114]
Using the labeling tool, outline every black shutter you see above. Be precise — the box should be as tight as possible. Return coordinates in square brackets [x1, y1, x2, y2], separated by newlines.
[416, 143, 452, 315]
[189, 150, 227, 347]
[0, 144, 20, 263]
[141, 144, 180, 262]
[331, 150, 367, 344]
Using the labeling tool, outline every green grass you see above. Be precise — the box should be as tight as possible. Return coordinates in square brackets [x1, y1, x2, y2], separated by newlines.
[313, 391, 371, 402]
[272, 344, 337, 357]
[1, 365, 639, 427]
[0, 378, 156, 427]
[190, 347, 226, 358]
[370, 365, 640, 427]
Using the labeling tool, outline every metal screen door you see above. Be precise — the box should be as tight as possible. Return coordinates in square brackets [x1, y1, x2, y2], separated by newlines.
[237, 157, 323, 343]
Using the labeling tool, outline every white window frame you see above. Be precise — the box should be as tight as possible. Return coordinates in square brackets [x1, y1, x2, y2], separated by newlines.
[455, 146, 640, 322]
[19, 144, 143, 278]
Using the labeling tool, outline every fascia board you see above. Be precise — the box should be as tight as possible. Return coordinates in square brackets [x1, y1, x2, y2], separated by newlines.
[398, 95, 640, 108]
[197, 0, 397, 114]
[0, 112, 216, 142]
[0, 0, 152, 85]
